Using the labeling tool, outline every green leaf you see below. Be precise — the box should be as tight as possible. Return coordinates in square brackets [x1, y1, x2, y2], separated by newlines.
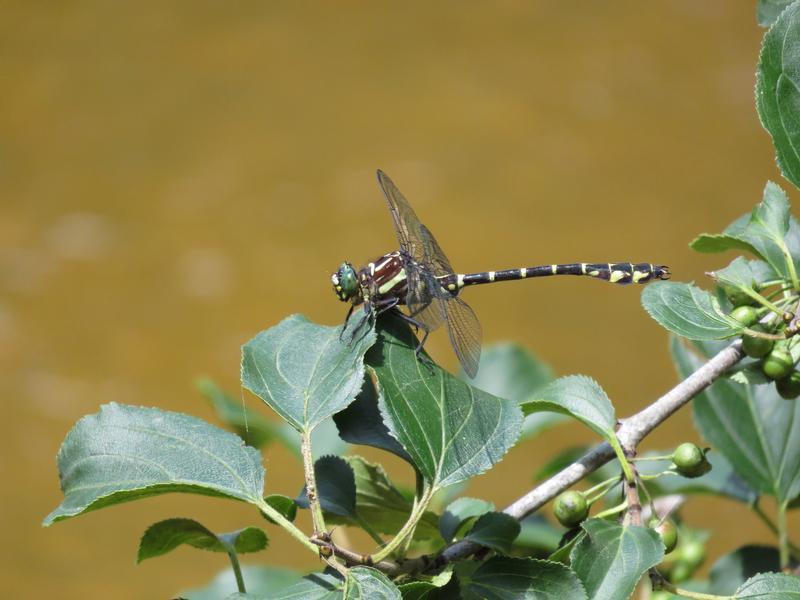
[463, 512, 520, 554]
[439, 497, 495, 542]
[241, 314, 375, 433]
[368, 317, 523, 490]
[262, 494, 298, 524]
[691, 195, 800, 281]
[296, 455, 356, 518]
[570, 519, 663, 600]
[180, 565, 301, 600]
[521, 375, 616, 442]
[691, 214, 754, 254]
[275, 568, 401, 600]
[732, 183, 795, 278]
[758, 0, 796, 27]
[197, 378, 299, 454]
[467, 343, 564, 440]
[758, 0, 800, 189]
[735, 573, 800, 598]
[44, 403, 265, 525]
[344, 567, 401, 599]
[462, 557, 587, 600]
[708, 256, 779, 291]
[708, 545, 781, 595]
[333, 376, 412, 463]
[642, 282, 741, 340]
[671, 337, 800, 504]
[326, 457, 440, 539]
[137, 519, 266, 563]
[397, 568, 456, 600]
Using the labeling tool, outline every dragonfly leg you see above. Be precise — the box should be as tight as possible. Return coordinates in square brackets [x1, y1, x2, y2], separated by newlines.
[373, 297, 400, 315]
[391, 310, 431, 358]
[339, 304, 356, 341]
[347, 307, 373, 344]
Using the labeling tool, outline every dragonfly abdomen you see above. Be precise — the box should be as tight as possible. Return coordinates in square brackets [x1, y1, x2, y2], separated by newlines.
[456, 262, 670, 287]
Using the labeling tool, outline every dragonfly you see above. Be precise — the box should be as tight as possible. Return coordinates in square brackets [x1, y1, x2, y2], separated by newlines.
[331, 170, 670, 378]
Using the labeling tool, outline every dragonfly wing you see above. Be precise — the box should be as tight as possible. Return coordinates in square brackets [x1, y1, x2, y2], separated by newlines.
[411, 297, 446, 331]
[444, 296, 482, 378]
[418, 223, 456, 279]
[376, 170, 426, 264]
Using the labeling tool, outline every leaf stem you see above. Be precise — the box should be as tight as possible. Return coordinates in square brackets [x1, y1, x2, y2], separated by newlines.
[741, 286, 786, 316]
[584, 476, 621, 498]
[778, 500, 790, 569]
[741, 326, 785, 341]
[780, 246, 800, 292]
[225, 547, 247, 594]
[370, 486, 434, 564]
[300, 431, 327, 536]
[630, 454, 673, 462]
[592, 500, 628, 520]
[639, 471, 674, 480]
[608, 436, 634, 482]
[256, 497, 319, 554]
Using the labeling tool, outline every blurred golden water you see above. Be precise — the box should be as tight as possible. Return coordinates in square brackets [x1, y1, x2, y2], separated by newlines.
[1, 2, 796, 597]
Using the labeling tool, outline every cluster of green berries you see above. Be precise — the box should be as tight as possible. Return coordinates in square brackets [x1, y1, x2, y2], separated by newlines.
[729, 298, 800, 399]
[551, 443, 710, 555]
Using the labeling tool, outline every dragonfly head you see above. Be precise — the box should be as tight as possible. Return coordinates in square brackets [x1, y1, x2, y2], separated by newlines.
[332, 262, 361, 302]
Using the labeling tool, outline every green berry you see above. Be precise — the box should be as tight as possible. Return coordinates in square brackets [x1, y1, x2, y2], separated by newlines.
[742, 325, 774, 358]
[553, 490, 588, 527]
[669, 561, 693, 584]
[730, 306, 759, 327]
[677, 540, 706, 569]
[776, 371, 800, 400]
[672, 443, 712, 478]
[648, 517, 678, 554]
[723, 284, 758, 307]
[673, 443, 704, 470]
[763, 347, 795, 380]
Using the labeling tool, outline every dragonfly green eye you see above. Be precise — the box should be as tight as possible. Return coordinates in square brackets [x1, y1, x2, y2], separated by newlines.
[332, 262, 359, 301]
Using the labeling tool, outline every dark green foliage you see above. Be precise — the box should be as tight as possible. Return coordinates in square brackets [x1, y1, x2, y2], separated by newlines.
[241, 314, 376, 433]
[366, 316, 523, 491]
[758, 3, 800, 188]
[570, 520, 663, 600]
[296, 455, 357, 518]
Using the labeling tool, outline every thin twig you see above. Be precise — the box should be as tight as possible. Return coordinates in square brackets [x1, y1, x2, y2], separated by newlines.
[421, 338, 744, 568]
[308, 536, 406, 576]
[300, 432, 327, 536]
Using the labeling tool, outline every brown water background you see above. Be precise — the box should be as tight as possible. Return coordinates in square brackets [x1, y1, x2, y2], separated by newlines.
[2, 2, 798, 597]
